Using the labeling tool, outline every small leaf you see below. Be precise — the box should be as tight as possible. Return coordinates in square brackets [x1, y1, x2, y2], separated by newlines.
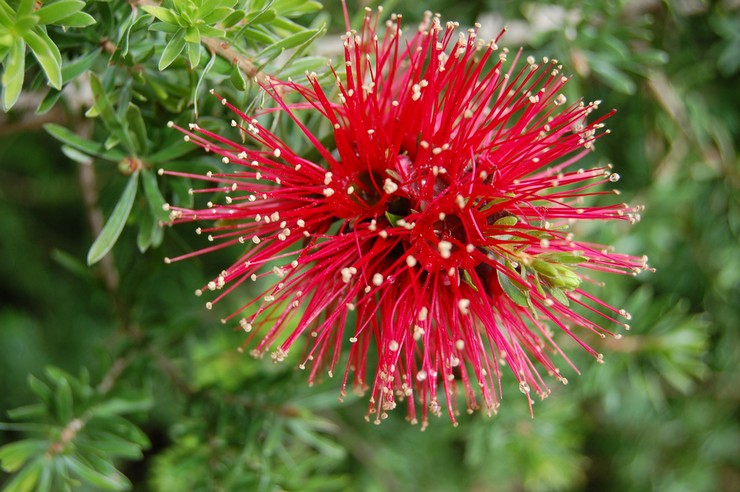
[548, 287, 570, 306]
[141, 5, 178, 24]
[1, 38, 26, 111]
[269, 0, 322, 17]
[93, 397, 153, 416]
[56, 11, 96, 27]
[493, 215, 518, 227]
[186, 41, 200, 68]
[201, 6, 232, 23]
[141, 169, 171, 222]
[89, 73, 137, 154]
[66, 456, 130, 491]
[87, 172, 139, 265]
[27, 374, 53, 406]
[221, 9, 244, 28]
[54, 376, 73, 423]
[0, 440, 47, 473]
[61, 49, 100, 83]
[496, 268, 530, 308]
[125, 103, 147, 154]
[36, 89, 63, 114]
[23, 28, 62, 89]
[2, 457, 43, 492]
[36, 0, 85, 25]
[159, 28, 186, 70]
[45, 123, 126, 161]
[256, 29, 319, 62]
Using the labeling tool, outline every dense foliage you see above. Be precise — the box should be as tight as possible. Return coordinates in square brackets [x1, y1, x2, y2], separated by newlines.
[1, 0, 738, 490]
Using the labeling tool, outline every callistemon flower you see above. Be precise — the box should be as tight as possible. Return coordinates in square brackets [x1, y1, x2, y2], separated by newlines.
[162, 8, 649, 427]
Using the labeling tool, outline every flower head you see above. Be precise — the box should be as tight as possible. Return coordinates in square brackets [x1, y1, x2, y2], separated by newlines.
[163, 8, 649, 427]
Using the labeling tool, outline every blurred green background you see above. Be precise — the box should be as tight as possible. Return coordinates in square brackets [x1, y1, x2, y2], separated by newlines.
[1, 0, 738, 490]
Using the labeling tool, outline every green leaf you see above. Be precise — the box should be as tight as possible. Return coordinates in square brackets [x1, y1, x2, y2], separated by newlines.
[23, 28, 62, 89]
[494, 215, 518, 227]
[548, 287, 570, 306]
[2, 457, 43, 492]
[496, 268, 530, 308]
[44, 123, 126, 161]
[5, 404, 46, 421]
[256, 29, 319, 62]
[186, 41, 200, 68]
[193, 50, 216, 118]
[54, 376, 73, 423]
[36, 88, 63, 114]
[148, 138, 195, 163]
[125, 103, 147, 154]
[1, 38, 25, 111]
[221, 9, 245, 28]
[269, 0, 322, 17]
[159, 28, 186, 70]
[589, 58, 636, 95]
[35, 0, 84, 25]
[0, 440, 47, 473]
[61, 49, 100, 83]
[65, 456, 129, 491]
[201, 6, 231, 23]
[142, 5, 179, 24]
[56, 11, 96, 27]
[184, 25, 199, 43]
[276, 55, 326, 78]
[89, 73, 136, 154]
[87, 172, 139, 265]
[141, 169, 171, 222]
[94, 396, 153, 416]
[28, 374, 53, 406]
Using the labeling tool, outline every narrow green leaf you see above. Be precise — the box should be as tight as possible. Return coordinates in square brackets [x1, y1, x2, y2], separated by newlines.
[269, 0, 322, 17]
[149, 21, 179, 34]
[66, 456, 129, 491]
[16, 0, 35, 18]
[276, 55, 326, 78]
[141, 169, 170, 222]
[257, 29, 318, 62]
[28, 374, 53, 406]
[87, 172, 139, 265]
[496, 268, 530, 308]
[37, 464, 52, 492]
[193, 50, 216, 118]
[548, 287, 570, 306]
[148, 138, 194, 163]
[0, 440, 47, 473]
[51, 248, 91, 279]
[201, 6, 231, 23]
[159, 28, 186, 70]
[36, 0, 84, 25]
[94, 396, 153, 416]
[1, 38, 25, 111]
[23, 28, 62, 89]
[45, 123, 126, 161]
[184, 25, 199, 43]
[89, 73, 136, 154]
[54, 377, 73, 423]
[36, 89, 63, 114]
[5, 404, 46, 421]
[186, 41, 200, 68]
[125, 103, 147, 154]
[141, 5, 178, 24]
[137, 212, 154, 252]
[56, 11, 96, 27]
[2, 457, 43, 492]
[221, 9, 245, 28]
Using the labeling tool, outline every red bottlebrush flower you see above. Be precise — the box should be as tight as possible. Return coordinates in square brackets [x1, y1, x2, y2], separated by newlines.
[162, 8, 649, 427]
